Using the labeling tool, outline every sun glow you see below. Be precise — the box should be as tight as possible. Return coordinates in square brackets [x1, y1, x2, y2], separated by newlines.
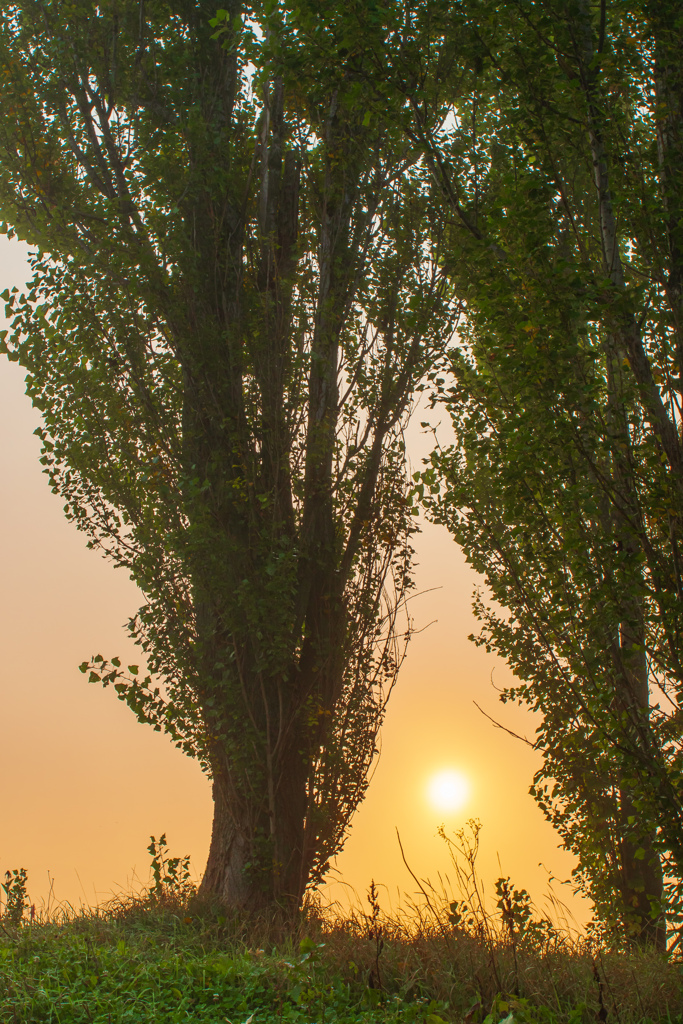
[427, 769, 470, 812]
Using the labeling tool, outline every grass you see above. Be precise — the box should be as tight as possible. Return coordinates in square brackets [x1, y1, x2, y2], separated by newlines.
[0, 891, 451, 1024]
[1, 888, 682, 1024]
[2, 825, 682, 1024]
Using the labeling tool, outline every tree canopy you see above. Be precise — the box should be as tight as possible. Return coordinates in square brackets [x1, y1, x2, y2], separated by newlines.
[402, 0, 683, 946]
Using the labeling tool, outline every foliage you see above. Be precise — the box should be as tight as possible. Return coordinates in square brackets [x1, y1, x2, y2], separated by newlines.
[434, 820, 562, 988]
[354, 0, 683, 945]
[0, 875, 680, 1024]
[0, 925, 428, 1024]
[0, 0, 455, 908]
[147, 835, 195, 904]
[1, 868, 29, 928]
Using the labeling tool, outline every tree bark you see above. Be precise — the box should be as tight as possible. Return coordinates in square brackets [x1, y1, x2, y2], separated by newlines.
[199, 745, 311, 913]
[200, 779, 254, 908]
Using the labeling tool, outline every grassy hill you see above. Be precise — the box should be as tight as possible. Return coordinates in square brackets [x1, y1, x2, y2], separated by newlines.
[1, 883, 680, 1024]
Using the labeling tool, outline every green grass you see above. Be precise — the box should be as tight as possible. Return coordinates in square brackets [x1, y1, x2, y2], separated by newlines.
[0, 896, 445, 1024]
[1, 887, 682, 1024]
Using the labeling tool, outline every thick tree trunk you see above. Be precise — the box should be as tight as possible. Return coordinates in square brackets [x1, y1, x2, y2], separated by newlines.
[200, 780, 254, 908]
[198, 734, 313, 913]
[198, 773, 310, 913]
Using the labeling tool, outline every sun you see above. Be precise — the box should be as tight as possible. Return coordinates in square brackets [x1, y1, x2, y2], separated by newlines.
[427, 769, 470, 812]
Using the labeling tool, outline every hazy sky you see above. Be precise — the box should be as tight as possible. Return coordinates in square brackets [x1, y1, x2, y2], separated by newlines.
[0, 235, 587, 927]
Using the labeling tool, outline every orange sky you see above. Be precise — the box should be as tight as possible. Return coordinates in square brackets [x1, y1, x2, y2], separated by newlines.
[0, 235, 588, 929]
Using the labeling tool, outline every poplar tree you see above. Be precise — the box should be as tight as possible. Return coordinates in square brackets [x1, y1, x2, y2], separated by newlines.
[0, 0, 453, 911]
[400, 0, 683, 946]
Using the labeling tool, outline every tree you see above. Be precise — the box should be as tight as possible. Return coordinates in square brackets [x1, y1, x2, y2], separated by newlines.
[396, 0, 683, 946]
[0, 0, 454, 912]
[289, 0, 682, 942]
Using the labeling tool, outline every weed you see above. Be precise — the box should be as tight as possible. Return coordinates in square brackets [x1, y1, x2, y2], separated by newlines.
[147, 833, 194, 901]
[1, 867, 28, 927]
[366, 880, 385, 994]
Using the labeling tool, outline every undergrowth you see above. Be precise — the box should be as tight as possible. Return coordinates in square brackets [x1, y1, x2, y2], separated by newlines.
[1, 824, 681, 1024]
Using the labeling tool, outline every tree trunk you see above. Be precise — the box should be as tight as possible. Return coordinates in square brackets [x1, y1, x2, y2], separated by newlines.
[574, 0, 667, 944]
[198, 752, 311, 914]
[200, 779, 255, 908]
[615, 615, 666, 949]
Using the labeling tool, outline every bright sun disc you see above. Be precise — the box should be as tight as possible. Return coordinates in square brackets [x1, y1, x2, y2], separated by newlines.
[427, 770, 469, 811]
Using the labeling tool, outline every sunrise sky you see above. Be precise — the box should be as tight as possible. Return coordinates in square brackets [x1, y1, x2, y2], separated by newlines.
[0, 234, 587, 927]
